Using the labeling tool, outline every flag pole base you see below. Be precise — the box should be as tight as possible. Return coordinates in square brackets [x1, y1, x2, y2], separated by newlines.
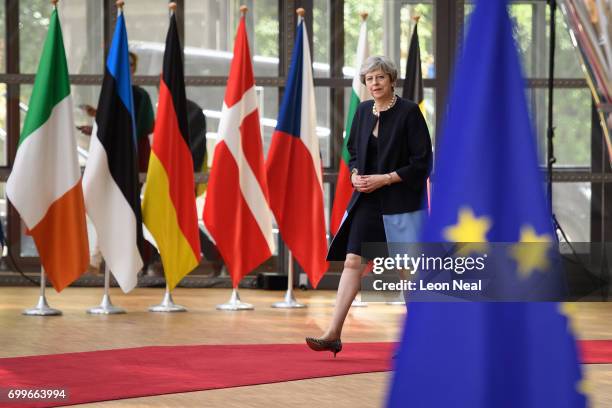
[149, 290, 187, 312]
[271, 251, 305, 308]
[216, 289, 254, 311]
[87, 294, 126, 315]
[23, 296, 62, 316]
[385, 289, 406, 305]
[271, 289, 306, 309]
[335, 296, 368, 308]
[351, 292, 368, 307]
[351, 299, 368, 307]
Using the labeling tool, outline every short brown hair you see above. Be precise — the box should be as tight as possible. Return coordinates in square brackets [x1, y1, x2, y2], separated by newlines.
[359, 55, 398, 85]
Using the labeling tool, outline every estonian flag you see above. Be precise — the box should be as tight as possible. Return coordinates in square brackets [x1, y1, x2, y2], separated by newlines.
[83, 8, 143, 293]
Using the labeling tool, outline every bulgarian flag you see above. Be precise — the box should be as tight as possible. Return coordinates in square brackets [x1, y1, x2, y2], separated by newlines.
[6, 6, 89, 292]
[330, 16, 369, 235]
[142, 10, 201, 290]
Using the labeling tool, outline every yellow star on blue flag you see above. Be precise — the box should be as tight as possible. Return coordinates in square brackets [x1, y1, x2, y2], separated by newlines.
[510, 225, 553, 278]
[443, 207, 491, 254]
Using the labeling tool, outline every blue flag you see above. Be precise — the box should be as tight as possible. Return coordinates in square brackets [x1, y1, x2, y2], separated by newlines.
[386, 0, 586, 406]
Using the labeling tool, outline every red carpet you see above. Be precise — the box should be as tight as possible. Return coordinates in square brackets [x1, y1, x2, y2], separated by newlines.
[0, 340, 610, 407]
[0, 342, 394, 407]
[579, 340, 612, 364]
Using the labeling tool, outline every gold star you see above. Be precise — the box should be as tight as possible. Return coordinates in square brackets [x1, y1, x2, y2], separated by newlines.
[443, 207, 491, 255]
[559, 303, 578, 336]
[509, 225, 552, 278]
[576, 378, 592, 398]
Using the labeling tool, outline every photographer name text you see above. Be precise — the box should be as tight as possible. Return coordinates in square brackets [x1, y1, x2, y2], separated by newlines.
[373, 279, 482, 292]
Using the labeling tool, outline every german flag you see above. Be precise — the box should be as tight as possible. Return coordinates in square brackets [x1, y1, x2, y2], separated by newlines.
[142, 11, 200, 290]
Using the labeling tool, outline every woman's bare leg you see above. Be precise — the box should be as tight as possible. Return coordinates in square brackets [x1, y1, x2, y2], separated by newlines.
[320, 253, 366, 340]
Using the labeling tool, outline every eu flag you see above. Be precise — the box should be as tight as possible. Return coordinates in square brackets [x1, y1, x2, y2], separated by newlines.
[387, 0, 586, 406]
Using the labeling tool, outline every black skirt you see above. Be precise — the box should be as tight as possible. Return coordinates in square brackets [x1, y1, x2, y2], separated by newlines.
[345, 192, 387, 257]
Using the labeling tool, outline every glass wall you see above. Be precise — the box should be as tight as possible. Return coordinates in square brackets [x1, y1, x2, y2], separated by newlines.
[553, 182, 590, 242]
[463, 0, 593, 247]
[465, 1, 591, 168]
[0, 4, 5, 73]
[1, 0, 602, 272]
[20, 1, 104, 74]
[184, 0, 279, 76]
[0, 84, 6, 166]
[124, 0, 171, 77]
[313, 0, 330, 77]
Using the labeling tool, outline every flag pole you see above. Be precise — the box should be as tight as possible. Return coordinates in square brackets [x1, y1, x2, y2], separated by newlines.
[272, 250, 306, 308]
[149, 284, 187, 312]
[87, 262, 126, 314]
[213, 4, 256, 313]
[23, 267, 62, 316]
[386, 289, 406, 305]
[86, 0, 129, 315]
[270, 7, 308, 309]
[145, 0, 196, 312]
[349, 11, 369, 309]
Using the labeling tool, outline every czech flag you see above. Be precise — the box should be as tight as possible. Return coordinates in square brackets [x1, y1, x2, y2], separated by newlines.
[266, 14, 328, 287]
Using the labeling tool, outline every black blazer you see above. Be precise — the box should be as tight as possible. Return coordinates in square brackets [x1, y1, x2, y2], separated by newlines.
[346, 97, 432, 215]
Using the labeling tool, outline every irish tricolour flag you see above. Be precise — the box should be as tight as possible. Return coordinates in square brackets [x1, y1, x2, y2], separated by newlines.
[330, 17, 369, 235]
[6, 7, 89, 292]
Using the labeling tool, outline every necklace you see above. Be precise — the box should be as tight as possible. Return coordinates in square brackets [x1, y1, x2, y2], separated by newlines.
[372, 94, 397, 117]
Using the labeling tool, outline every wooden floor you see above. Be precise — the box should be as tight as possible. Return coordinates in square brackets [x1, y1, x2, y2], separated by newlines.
[0, 287, 611, 407]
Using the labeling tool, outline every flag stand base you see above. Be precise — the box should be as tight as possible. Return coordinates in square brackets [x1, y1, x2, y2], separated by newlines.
[271, 289, 305, 309]
[87, 294, 126, 315]
[23, 295, 62, 316]
[23, 268, 62, 316]
[351, 292, 368, 307]
[385, 288, 406, 305]
[271, 251, 305, 308]
[149, 288, 187, 312]
[87, 265, 126, 314]
[216, 288, 254, 311]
